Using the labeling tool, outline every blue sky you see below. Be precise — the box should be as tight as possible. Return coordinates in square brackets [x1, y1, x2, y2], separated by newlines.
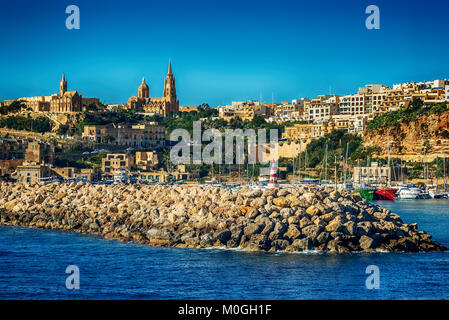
[0, 0, 448, 107]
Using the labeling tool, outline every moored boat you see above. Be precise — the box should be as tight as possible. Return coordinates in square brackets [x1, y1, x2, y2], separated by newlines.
[428, 189, 446, 199]
[395, 186, 431, 199]
[374, 188, 397, 200]
[353, 188, 375, 201]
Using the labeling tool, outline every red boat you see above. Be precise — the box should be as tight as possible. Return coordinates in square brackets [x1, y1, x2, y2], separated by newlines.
[373, 188, 397, 200]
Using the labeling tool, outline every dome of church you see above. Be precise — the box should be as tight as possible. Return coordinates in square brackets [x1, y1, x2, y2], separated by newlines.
[138, 77, 149, 99]
[139, 77, 149, 90]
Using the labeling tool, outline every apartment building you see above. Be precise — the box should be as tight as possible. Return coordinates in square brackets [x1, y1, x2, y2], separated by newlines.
[358, 84, 390, 116]
[82, 122, 165, 148]
[101, 153, 135, 175]
[282, 123, 314, 141]
[329, 114, 367, 134]
[304, 95, 339, 123]
[378, 89, 406, 113]
[338, 95, 365, 115]
[270, 99, 308, 122]
[16, 164, 52, 184]
[282, 122, 332, 141]
[218, 101, 266, 121]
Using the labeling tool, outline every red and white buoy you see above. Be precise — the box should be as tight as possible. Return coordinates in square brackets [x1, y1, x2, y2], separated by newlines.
[268, 160, 279, 188]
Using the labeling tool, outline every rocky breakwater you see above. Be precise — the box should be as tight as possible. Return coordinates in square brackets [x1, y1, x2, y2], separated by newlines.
[0, 182, 446, 253]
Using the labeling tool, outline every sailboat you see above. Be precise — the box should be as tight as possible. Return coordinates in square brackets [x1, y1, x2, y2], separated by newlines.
[354, 137, 397, 200]
[428, 157, 447, 198]
[374, 136, 397, 200]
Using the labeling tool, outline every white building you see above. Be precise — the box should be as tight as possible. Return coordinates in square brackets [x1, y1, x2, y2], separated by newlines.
[305, 95, 339, 123]
[270, 98, 309, 122]
[338, 94, 365, 115]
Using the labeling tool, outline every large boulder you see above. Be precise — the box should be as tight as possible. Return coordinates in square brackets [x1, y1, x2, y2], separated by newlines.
[359, 235, 376, 250]
[292, 237, 314, 251]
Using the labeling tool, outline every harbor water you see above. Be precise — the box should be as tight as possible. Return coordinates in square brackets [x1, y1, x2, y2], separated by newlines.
[1, 199, 449, 299]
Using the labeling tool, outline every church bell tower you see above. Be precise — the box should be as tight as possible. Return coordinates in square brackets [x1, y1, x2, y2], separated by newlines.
[60, 72, 67, 96]
[163, 60, 177, 100]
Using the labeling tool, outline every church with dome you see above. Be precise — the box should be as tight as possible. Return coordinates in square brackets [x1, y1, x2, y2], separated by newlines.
[126, 60, 179, 116]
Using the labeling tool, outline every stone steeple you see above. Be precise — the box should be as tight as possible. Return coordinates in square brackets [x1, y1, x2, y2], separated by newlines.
[163, 60, 176, 99]
[168, 59, 172, 75]
[60, 72, 67, 96]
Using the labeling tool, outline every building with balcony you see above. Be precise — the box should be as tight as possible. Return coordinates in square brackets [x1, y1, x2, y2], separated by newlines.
[82, 122, 165, 148]
[101, 153, 135, 176]
[338, 94, 365, 115]
[218, 100, 267, 121]
[304, 95, 339, 123]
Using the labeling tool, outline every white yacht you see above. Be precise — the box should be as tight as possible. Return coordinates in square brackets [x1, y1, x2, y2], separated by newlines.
[428, 189, 448, 199]
[395, 186, 431, 199]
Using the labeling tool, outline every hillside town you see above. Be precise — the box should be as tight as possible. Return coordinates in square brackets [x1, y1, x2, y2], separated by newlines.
[1, 62, 449, 196]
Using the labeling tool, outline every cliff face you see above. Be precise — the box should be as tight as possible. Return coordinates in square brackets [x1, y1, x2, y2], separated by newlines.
[363, 111, 449, 161]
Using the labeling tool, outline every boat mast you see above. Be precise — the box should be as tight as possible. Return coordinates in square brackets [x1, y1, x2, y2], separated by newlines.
[298, 139, 302, 183]
[324, 143, 328, 182]
[238, 163, 241, 185]
[444, 154, 447, 192]
[358, 159, 361, 188]
[344, 142, 349, 186]
[436, 157, 439, 193]
[334, 155, 337, 189]
[292, 147, 296, 183]
[387, 135, 391, 187]
[304, 147, 308, 179]
[252, 163, 255, 185]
